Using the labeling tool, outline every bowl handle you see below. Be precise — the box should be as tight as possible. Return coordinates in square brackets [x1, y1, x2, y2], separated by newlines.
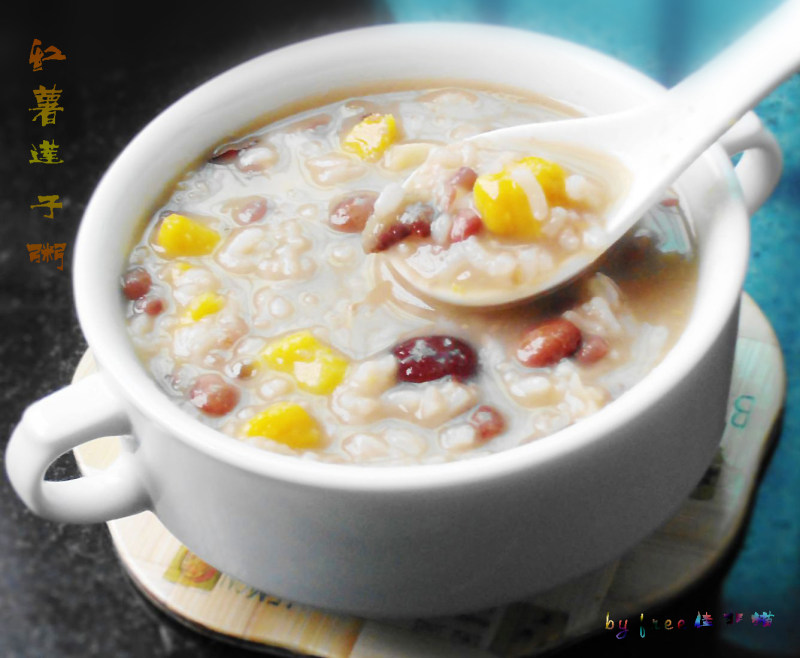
[5, 373, 150, 523]
[719, 110, 783, 216]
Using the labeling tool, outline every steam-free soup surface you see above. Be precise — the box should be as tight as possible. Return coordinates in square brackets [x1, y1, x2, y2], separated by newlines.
[122, 86, 697, 465]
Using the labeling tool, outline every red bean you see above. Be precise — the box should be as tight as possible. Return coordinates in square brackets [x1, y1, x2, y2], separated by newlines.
[210, 149, 239, 165]
[371, 203, 435, 252]
[235, 146, 278, 173]
[409, 221, 431, 238]
[232, 197, 268, 225]
[121, 267, 151, 300]
[209, 138, 257, 164]
[144, 298, 164, 316]
[133, 295, 164, 316]
[517, 318, 582, 368]
[449, 166, 478, 190]
[469, 405, 505, 440]
[374, 223, 413, 252]
[449, 209, 483, 242]
[443, 167, 478, 210]
[575, 335, 609, 364]
[189, 374, 240, 416]
[398, 202, 434, 236]
[229, 360, 256, 380]
[392, 335, 478, 383]
[328, 192, 377, 232]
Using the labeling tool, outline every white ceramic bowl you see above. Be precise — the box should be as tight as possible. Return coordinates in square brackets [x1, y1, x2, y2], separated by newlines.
[6, 24, 782, 617]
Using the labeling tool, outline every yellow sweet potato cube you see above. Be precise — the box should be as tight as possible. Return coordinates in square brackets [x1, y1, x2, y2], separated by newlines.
[245, 402, 323, 449]
[260, 331, 348, 395]
[185, 292, 225, 322]
[342, 113, 398, 161]
[474, 172, 540, 239]
[473, 156, 567, 239]
[518, 156, 567, 205]
[155, 213, 221, 258]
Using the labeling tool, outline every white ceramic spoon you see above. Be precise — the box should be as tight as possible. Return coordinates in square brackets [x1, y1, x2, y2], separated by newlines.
[391, 0, 800, 307]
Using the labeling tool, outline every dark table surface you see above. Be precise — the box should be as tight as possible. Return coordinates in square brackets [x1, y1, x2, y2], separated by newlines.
[1, 2, 797, 657]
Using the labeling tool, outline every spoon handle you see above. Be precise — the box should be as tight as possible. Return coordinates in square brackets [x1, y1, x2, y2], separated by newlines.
[645, 0, 800, 171]
[603, 0, 799, 235]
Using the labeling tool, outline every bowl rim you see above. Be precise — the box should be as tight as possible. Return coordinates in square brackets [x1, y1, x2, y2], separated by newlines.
[74, 22, 749, 492]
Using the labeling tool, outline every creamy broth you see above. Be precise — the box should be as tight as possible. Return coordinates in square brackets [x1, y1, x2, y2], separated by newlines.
[122, 86, 697, 465]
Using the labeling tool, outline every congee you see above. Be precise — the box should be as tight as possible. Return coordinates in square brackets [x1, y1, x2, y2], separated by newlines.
[122, 86, 697, 464]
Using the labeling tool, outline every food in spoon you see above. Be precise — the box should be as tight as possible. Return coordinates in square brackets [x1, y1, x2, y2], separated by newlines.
[364, 133, 630, 304]
[122, 86, 696, 464]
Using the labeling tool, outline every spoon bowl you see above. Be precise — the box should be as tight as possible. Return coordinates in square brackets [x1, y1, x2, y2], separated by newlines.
[390, 0, 799, 307]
